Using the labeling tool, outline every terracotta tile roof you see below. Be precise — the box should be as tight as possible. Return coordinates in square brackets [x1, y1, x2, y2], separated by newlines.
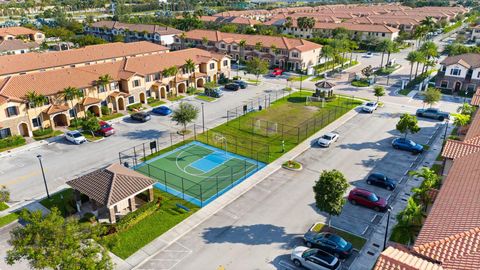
[199, 16, 260, 25]
[441, 139, 480, 159]
[181, 30, 321, 52]
[91, 21, 183, 36]
[471, 87, 480, 106]
[0, 26, 40, 37]
[440, 53, 480, 69]
[464, 110, 480, 142]
[108, 91, 130, 98]
[0, 48, 224, 101]
[374, 246, 444, 270]
[314, 22, 399, 33]
[43, 104, 70, 115]
[66, 163, 155, 207]
[0, 41, 168, 76]
[0, 39, 39, 52]
[81, 97, 102, 106]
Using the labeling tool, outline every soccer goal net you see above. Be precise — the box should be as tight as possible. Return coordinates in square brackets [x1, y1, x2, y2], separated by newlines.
[306, 96, 325, 107]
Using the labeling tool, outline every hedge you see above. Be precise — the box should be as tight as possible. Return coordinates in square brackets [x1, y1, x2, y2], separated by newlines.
[0, 135, 26, 150]
[116, 199, 160, 232]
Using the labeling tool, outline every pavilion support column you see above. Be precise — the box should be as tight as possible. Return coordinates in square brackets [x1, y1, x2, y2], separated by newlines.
[129, 197, 136, 212]
[91, 200, 99, 216]
[109, 207, 116, 224]
[148, 188, 154, 202]
[73, 190, 82, 213]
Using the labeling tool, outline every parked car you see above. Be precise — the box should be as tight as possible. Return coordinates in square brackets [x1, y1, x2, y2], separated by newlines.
[291, 247, 341, 270]
[269, 67, 284, 77]
[65, 130, 87, 144]
[96, 121, 115, 137]
[130, 112, 151, 122]
[204, 87, 224, 98]
[224, 83, 240, 91]
[317, 132, 339, 147]
[303, 231, 353, 259]
[365, 52, 373, 57]
[362, 101, 378, 113]
[366, 173, 397, 191]
[232, 80, 247, 89]
[348, 188, 389, 212]
[152, 105, 172, 116]
[392, 138, 423, 154]
[416, 108, 449, 121]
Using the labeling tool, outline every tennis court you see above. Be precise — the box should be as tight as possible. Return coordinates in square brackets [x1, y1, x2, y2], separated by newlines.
[135, 141, 265, 206]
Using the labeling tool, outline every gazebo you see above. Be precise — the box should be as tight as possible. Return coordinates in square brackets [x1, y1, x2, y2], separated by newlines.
[66, 163, 156, 223]
[314, 81, 336, 98]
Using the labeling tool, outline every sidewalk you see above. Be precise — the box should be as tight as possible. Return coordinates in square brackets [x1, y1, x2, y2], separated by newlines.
[122, 108, 361, 269]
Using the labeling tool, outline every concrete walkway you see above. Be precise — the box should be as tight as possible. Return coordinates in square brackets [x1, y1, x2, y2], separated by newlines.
[113, 108, 361, 269]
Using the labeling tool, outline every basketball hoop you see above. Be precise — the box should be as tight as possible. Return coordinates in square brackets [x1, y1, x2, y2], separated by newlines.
[212, 132, 228, 156]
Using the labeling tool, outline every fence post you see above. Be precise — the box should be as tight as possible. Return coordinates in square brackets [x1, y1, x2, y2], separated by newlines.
[170, 133, 173, 148]
[305, 122, 309, 138]
[181, 178, 185, 200]
[206, 128, 209, 144]
[227, 111, 229, 126]
[297, 127, 300, 143]
[216, 176, 219, 197]
[231, 167, 234, 186]
[163, 171, 167, 191]
[235, 136, 238, 153]
[194, 124, 197, 140]
[266, 121, 269, 137]
[142, 143, 146, 161]
[133, 147, 137, 167]
[118, 152, 122, 164]
[244, 159, 247, 179]
[200, 185, 203, 207]
[147, 164, 151, 177]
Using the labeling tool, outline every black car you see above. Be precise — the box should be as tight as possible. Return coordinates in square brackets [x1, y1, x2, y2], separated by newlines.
[303, 232, 353, 259]
[232, 80, 247, 89]
[366, 173, 397, 191]
[130, 112, 151, 122]
[224, 83, 240, 91]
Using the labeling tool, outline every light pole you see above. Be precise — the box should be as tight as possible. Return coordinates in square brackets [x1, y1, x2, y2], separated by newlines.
[383, 206, 392, 251]
[201, 102, 205, 132]
[36, 154, 50, 199]
[464, 90, 468, 104]
[236, 59, 239, 79]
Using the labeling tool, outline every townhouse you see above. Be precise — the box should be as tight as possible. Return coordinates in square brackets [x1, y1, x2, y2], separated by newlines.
[374, 101, 480, 270]
[174, 30, 322, 71]
[435, 53, 480, 93]
[0, 26, 45, 42]
[84, 21, 183, 47]
[0, 39, 39, 55]
[0, 48, 230, 138]
[198, 16, 260, 27]
[471, 25, 480, 44]
[0, 41, 169, 79]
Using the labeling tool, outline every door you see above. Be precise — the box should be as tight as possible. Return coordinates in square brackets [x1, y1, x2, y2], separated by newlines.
[454, 81, 461, 92]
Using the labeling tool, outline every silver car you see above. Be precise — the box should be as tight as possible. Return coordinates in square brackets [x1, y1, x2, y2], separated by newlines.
[317, 132, 339, 147]
[65, 130, 87, 145]
[291, 247, 341, 270]
[362, 101, 378, 113]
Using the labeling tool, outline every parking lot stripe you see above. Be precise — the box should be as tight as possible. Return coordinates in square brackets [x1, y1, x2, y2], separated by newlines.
[279, 260, 297, 270]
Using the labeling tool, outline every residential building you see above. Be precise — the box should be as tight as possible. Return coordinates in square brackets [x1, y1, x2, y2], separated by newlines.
[84, 21, 183, 47]
[435, 53, 480, 93]
[0, 48, 230, 138]
[0, 26, 45, 42]
[471, 25, 480, 44]
[198, 16, 260, 27]
[174, 30, 322, 71]
[0, 39, 39, 55]
[0, 41, 169, 79]
[373, 102, 480, 270]
[346, 15, 423, 32]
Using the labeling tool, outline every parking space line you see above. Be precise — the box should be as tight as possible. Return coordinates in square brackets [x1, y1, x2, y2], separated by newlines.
[279, 260, 297, 270]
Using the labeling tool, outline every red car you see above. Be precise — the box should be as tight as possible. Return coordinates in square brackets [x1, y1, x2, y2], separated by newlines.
[348, 188, 388, 212]
[269, 68, 284, 77]
[97, 121, 115, 137]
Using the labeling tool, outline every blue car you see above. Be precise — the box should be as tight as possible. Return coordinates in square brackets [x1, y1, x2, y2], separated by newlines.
[303, 232, 353, 259]
[392, 138, 423, 154]
[152, 105, 172, 116]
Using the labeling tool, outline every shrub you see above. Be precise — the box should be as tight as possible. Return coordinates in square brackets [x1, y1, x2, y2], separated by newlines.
[351, 79, 369, 87]
[69, 118, 83, 129]
[101, 106, 110, 116]
[116, 199, 159, 231]
[32, 128, 54, 137]
[127, 103, 143, 111]
[80, 212, 97, 223]
[232, 76, 241, 80]
[187, 86, 197, 95]
[0, 135, 26, 149]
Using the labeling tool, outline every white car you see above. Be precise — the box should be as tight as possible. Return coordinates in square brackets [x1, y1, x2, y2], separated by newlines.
[291, 247, 341, 270]
[362, 101, 378, 113]
[65, 130, 87, 145]
[317, 132, 339, 147]
[365, 52, 373, 57]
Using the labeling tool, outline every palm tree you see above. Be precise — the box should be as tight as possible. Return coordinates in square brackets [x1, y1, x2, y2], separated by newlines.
[284, 17, 293, 29]
[420, 16, 436, 33]
[419, 41, 438, 74]
[254, 42, 263, 55]
[376, 40, 391, 68]
[163, 66, 180, 96]
[179, 32, 187, 49]
[406, 51, 419, 81]
[201, 36, 208, 48]
[24, 91, 48, 131]
[413, 25, 428, 48]
[239, 39, 247, 61]
[409, 167, 441, 211]
[395, 197, 424, 244]
[321, 45, 335, 72]
[385, 42, 399, 68]
[184, 58, 196, 87]
[62, 86, 84, 122]
[414, 52, 425, 79]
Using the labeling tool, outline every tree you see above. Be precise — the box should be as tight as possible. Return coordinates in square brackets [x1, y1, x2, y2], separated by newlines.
[321, 45, 335, 71]
[395, 198, 423, 244]
[24, 91, 48, 131]
[313, 170, 349, 227]
[361, 65, 374, 79]
[297, 17, 315, 29]
[254, 41, 263, 52]
[457, 102, 475, 116]
[201, 36, 209, 48]
[62, 86, 84, 121]
[284, 17, 293, 28]
[452, 113, 471, 131]
[396, 114, 420, 138]
[409, 167, 440, 211]
[6, 208, 113, 270]
[238, 39, 247, 61]
[245, 57, 269, 85]
[171, 102, 199, 133]
[0, 185, 9, 203]
[373, 85, 385, 102]
[421, 88, 441, 108]
[406, 51, 420, 81]
[97, 74, 113, 90]
[376, 40, 391, 68]
[184, 58, 196, 85]
[420, 16, 436, 32]
[179, 32, 187, 49]
[81, 112, 100, 137]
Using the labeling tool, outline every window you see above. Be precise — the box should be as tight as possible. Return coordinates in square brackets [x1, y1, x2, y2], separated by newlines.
[440, 81, 448, 88]
[220, 44, 225, 49]
[233, 45, 238, 50]
[477, 72, 480, 78]
[442, 65, 446, 72]
[0, 128, 11, 139]
[128, 96, 135, 104]
[146, 90, 151, 97]
[32, 117, 41, 128]
[467, 84, 475, 92]
[101, 100, 107, 106]
[209, 63, 215, 70]
[110, 82, 118, 90]
[154, 73, 160, 80]
[98, 85, 106, 93]
[223, 60, 228, 67]
[145, 75, 151, 82]
[450, 68, 461, 76]
[382, 33, 386, 37]
[69, 108, 76, 118]
[291, 52, 299, 58]
[6, 106, 18, 117]
[133, 80, 141, 87]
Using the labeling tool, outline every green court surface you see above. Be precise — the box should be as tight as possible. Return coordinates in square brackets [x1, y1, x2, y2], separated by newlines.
[135, 141, 264, 206]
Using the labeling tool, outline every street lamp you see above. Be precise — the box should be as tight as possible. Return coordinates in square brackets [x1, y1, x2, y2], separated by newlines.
[464, 90, 468, 104]
[236, 59, 240, 79]
[201, 102, 205, 133]
[36, 154, 50, 199]
[383, 206, 392, 251]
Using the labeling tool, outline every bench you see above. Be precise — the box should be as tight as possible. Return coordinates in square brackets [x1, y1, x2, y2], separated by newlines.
[176, 203, 190, 212]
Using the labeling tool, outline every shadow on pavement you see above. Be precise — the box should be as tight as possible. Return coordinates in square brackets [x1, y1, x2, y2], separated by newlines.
[122, 129, 165, 140]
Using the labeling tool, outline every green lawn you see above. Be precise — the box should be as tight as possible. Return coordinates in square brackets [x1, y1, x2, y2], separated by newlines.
[288, 76, 310, 82]
[196, 92, 361, 163]
[33, 129, 63, 141]
[40, 189, 76, 217]
[311, 222, 367, 250]
[82, 132, 103, 142]
[246, 79, 261, 84]
[196, 95, 217, 102]
[100, 113, 125, 121]
[311, 75, 325, 82]
[167, 95, 185, 102]
[398, 88, 412, 96]
[0, 212, 19, 228]
[107, 190, 199, 259]
[351, 79, 370, 87]
[147, 99, 166, 108]
[0, 135, 26, 153]
[0, 202, 9, 211]
[375, 65, 400, 76]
